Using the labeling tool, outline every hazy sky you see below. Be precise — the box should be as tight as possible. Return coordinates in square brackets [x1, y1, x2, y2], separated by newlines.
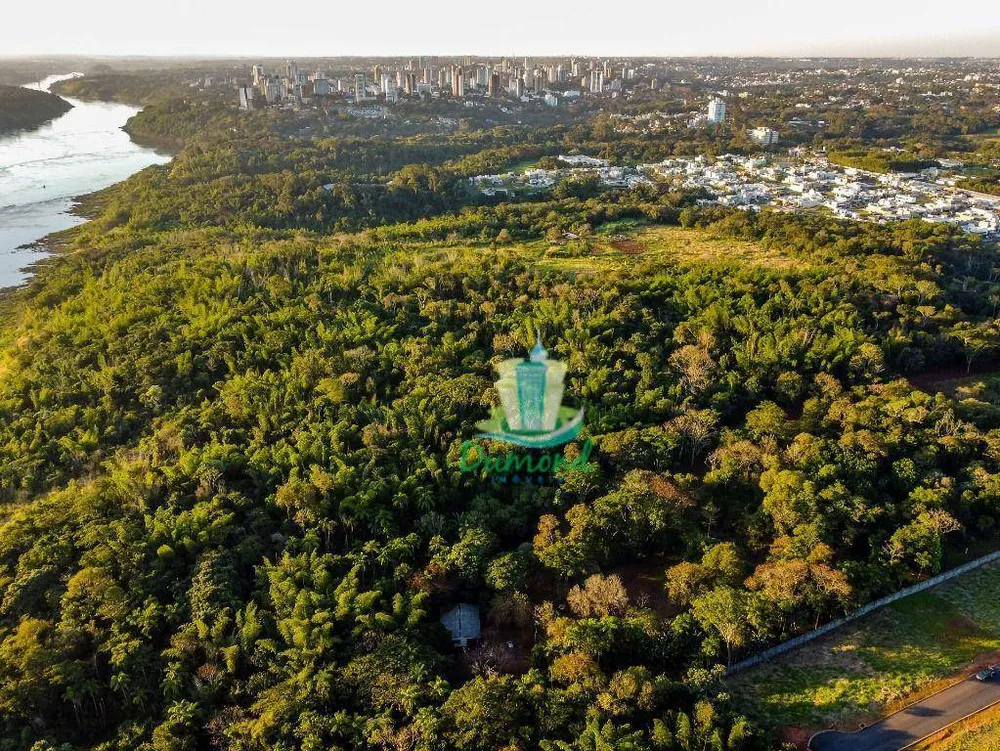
[6, 0, 1000, 57]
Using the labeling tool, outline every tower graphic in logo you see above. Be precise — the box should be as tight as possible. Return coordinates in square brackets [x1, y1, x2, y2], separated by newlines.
[475, 332, 584, 448]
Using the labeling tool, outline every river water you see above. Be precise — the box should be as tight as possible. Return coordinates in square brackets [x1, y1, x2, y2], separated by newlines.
[0, 74, 171, 287]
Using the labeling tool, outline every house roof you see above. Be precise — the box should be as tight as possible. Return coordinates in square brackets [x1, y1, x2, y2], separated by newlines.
[441, 603, 481, 642]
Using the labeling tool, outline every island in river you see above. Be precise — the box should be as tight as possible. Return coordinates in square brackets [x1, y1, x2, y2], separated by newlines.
[0, 85, 73, 133]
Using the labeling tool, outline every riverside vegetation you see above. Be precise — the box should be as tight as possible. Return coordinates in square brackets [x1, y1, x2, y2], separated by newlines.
[2, 71, 1000, 751]
[0, 85, 72, 134]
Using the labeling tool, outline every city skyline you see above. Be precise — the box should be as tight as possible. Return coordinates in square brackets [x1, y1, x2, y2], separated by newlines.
[5, 0, 1000, 58]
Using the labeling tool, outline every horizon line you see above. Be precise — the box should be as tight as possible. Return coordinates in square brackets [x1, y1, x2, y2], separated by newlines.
[3, 52, 1000, 61]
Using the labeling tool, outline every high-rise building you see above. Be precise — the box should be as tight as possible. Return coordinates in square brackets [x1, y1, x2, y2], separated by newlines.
[451, 66, 464, 97]
[355, 73, 366, 103]
[488, 73, 502, 99]
[238, 86, 255, 110]
[708, 97, 726, 123]
[263, 78, 281, 103]
[589, 70, 604, 94]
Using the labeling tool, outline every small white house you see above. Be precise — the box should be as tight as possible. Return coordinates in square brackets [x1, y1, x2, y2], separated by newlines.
[441, 603, 481, 647]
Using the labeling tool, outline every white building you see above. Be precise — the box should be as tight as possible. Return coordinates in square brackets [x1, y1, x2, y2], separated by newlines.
[238, 86, 255, 110]
[707, 97, 726, 124]
[750, 127, 779, 146]
[441, 604, 480, 648]
[589, 70, 604, 94]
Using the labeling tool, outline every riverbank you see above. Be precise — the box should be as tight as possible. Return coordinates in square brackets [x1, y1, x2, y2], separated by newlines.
[0, 73, 172, 289]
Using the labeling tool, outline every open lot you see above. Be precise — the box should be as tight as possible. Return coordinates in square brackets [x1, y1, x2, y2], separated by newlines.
[729, 562, 1000, 735]
[539, 224, 805, 274]
[627, 225, 806, 268]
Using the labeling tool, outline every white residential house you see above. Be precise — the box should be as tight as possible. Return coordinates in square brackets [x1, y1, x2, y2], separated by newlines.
[441, 604, 481, 648]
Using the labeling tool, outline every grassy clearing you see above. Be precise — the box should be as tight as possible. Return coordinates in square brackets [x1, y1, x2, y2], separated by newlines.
[505, 158, 540, 173]
[906, 369, 1000, 433]
[729, 562, 1000, 732]
[963, 132, 1000, 144]
[538, 224, 803, 275]
[628, 225, 805, 269]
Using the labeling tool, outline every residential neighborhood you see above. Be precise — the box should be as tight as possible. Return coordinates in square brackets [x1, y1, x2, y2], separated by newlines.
[471, 151, 1000, 239]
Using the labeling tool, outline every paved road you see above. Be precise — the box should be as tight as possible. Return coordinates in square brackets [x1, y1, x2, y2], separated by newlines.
[810, 677, 1000, 751]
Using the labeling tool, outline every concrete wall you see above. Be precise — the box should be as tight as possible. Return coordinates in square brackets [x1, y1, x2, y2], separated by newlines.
[727, 550, 1000, 675]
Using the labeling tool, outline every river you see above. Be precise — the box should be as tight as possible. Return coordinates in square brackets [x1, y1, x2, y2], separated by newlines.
[0, 74, 171, 288]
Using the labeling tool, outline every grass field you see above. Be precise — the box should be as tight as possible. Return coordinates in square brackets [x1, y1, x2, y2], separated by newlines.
[538, 224, 803, 275]
[729, 562, 1000, 733]
[913, 702, 1000, 750]
[629, 225, 805, 269]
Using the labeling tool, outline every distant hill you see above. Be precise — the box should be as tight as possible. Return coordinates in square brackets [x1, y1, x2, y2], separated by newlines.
[0, 85, 72, 134]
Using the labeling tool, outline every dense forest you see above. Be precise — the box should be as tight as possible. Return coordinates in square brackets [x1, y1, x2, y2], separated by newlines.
[0, 85, 71, 133]
[1, 68, 1000, 751]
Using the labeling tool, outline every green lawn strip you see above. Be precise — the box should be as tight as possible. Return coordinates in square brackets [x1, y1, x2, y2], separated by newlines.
[730, 563, 1000, 730]
[923, 713, 1000, 751]
[935, 565, 1000, 635]
[915, 703, 1000, 750]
